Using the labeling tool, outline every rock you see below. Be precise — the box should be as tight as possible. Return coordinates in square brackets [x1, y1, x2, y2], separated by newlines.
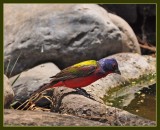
[4, 109, 108, 126]
[4, 4, 141, 77]
[4, 75, 14, 108]
[51, 87, 107, 119]
[9, 63, 60, 104]
[108, 13, 140, 53]
[49, 87, 155, 126]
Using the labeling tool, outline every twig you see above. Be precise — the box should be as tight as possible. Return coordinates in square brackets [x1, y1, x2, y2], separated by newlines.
[137, 36, 156, 53]
[139, 44, 156, 52]
[5, 58, 11, 76]
[16, 88, 53, 110]
[11, 73, 21, 86]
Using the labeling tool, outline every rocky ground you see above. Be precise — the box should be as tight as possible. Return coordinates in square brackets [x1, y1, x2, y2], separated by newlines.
[4, 109, 108, 126]
[3, 4, 156, 126]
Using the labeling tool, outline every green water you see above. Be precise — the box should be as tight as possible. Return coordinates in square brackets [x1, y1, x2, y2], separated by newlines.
[103, 73, 156, 121]
[124, 85, 156, 121]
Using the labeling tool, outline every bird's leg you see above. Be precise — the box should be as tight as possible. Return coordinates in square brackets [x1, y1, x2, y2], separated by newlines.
[51, 96, 58, 112]
[50, 89, 61, 113]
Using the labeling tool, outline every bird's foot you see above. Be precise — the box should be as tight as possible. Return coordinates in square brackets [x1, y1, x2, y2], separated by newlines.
[75, 88, 101, 103]
[75, 88, 93, 99]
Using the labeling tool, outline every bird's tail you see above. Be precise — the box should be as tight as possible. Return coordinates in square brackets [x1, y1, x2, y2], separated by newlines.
[16, 80, 64, 110]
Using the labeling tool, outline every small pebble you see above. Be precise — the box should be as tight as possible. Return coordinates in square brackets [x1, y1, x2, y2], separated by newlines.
[141, 94, 145, 97]
[137, 91, 141, 95]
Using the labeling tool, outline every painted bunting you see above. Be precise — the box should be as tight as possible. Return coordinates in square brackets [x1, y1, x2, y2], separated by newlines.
[33, 58, 121, 95]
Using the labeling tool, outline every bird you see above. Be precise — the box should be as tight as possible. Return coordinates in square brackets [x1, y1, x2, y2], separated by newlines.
[32, 58, 121, 96]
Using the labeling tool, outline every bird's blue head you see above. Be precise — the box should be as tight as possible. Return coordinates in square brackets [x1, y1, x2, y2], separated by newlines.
[98, 58, 121, 74]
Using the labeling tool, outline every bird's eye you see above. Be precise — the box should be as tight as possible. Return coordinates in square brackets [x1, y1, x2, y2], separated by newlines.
[112, 64, 117, 69]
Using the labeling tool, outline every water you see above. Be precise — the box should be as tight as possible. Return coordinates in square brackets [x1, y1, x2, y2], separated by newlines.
[124, 85, 156, 121]
[103, 73, 156, 121]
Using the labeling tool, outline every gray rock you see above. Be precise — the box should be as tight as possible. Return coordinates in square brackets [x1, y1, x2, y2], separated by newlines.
[4, 75, 14, 108]
[10, 63, 60, 103]
[4, 109, 108, 126]
[4, 4, 140, 77]
[108, 13, 140, 53]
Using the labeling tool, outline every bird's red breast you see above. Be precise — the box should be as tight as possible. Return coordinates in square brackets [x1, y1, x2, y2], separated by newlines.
[51, 70, 112, 88]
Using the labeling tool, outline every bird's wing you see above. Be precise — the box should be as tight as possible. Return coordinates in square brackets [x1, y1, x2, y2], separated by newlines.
[50, 60, 98, 81]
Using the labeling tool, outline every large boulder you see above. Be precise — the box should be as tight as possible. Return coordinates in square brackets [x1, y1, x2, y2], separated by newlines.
[4, 75, 14, 108]
[4, 4, 141, 77]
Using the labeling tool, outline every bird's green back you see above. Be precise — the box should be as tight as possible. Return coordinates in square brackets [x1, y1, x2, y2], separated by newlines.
[50, 60, 98, 81]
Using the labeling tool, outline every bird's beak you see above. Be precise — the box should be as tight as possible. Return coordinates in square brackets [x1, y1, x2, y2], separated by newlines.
[114, 69, 121, 75]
